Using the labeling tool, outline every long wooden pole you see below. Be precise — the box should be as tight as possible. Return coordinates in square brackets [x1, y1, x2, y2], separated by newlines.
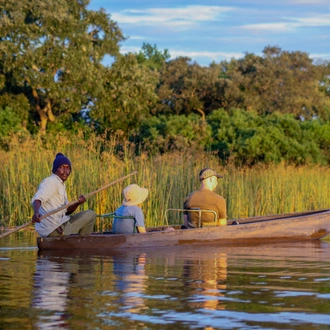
[0, 171, 138, 239]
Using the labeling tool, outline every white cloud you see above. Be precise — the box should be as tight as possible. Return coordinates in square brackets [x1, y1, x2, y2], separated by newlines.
[169, 49, 244, 61]
[241, 22, 299, 32]
[112, 5, 234, 29]
[311, 53, 330, 60]
[146, 6, 232, 21]
[292, 15, 330, 26]
[241, 14, 330, 33]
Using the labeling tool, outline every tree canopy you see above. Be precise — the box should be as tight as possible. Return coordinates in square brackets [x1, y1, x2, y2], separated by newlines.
[0, 0, 124, 132]
[220, 46, 330, 119]
[90, 53, 159, 134]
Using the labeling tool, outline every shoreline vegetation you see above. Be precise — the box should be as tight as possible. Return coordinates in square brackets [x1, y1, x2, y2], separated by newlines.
[1, 133, 330, 229]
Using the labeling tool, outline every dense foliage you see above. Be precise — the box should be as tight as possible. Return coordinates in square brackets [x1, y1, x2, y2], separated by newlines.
[1, 0, 330, 166]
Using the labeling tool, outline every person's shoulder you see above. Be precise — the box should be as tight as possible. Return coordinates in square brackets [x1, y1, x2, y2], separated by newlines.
[186, 190, 199, 198]
[128, 205, 142, 211]
[128, 205, 143, 216]
[40, 174, 57, 184]
[115, 205, 124, 212]
[211, 190, 225, 200]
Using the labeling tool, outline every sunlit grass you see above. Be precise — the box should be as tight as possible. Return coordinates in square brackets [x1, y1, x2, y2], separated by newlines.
[1, 132, 330, 229]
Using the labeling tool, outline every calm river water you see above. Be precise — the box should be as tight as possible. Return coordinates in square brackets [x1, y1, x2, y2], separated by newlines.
[1, 231, 330, 329]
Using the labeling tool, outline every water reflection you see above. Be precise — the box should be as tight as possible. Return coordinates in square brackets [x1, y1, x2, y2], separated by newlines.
[32, 256, 71, 328]
[31, 250, 99, 329]
[36, 246, 232, 328]
[1, 232, 330, 329]
[183, 252, 227, 311]
[113, 252, 147, 313]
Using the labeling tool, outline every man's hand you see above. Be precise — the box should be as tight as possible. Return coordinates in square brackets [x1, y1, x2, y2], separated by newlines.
[32, 212, 41, 223]
[66, 195, 87, 215]
[77, 195, 86, 205]
[32, 200, 42, 223]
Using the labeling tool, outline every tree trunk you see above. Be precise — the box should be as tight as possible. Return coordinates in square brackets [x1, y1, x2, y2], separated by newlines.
[32, 89, 54, 133]
[45, 101, 55, 122]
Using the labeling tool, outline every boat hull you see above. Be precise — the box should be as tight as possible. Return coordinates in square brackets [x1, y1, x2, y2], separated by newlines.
[37, 209, 330, 250]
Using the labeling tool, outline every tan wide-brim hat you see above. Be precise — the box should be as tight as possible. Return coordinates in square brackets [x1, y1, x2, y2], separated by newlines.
[122, 184, 149, 206]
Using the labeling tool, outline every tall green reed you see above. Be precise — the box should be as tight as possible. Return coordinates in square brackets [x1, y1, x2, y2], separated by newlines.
[225, 163, 330, 219]
[1, 132, 330, 228]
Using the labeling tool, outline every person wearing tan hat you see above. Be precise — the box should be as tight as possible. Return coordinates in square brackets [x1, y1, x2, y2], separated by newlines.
[183, 168, 226, 228]
[112, 184, 149, 234]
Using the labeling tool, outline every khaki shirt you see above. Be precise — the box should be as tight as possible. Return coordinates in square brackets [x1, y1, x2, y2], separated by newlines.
[184, 188, 226, 228]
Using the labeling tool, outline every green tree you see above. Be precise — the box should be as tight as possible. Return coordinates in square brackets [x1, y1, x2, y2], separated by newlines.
[138, 114, 212, 153]
[207, 108, 327, 166]
[0, 106, 30, 149]
[0, 106, 22, 137]
[90, 53, 159, 134]
[301, 117, 330, 163]
[318, 60, 330, 99]
[136, 43, 170, 71]
[222, 47, 330, 119]
[0, 0, 124, 133]
[156, 57, 222, 120]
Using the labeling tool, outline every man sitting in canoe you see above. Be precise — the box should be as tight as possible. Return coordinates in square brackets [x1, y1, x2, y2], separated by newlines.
[31, 153, 96, 237]
[112, 184, 148, 234]
[183, 168, 227, 228]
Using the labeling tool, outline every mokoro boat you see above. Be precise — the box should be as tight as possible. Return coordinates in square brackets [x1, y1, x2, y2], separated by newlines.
[37, 209, 330, 251]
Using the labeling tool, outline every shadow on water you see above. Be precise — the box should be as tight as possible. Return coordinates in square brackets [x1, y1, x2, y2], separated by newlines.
[1, 231, 330, 329]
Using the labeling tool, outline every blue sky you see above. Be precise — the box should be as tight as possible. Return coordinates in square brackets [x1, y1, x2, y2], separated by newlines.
[88, 0, 330, 66]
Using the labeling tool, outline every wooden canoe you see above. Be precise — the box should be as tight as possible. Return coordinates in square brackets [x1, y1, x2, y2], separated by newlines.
[37, 209, 330, 251]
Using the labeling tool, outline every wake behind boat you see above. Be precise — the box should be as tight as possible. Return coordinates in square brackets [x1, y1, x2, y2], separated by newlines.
[37, 208, 330, 250]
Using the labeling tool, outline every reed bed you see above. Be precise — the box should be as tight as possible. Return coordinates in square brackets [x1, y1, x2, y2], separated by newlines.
[1, 133, 330, 229]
